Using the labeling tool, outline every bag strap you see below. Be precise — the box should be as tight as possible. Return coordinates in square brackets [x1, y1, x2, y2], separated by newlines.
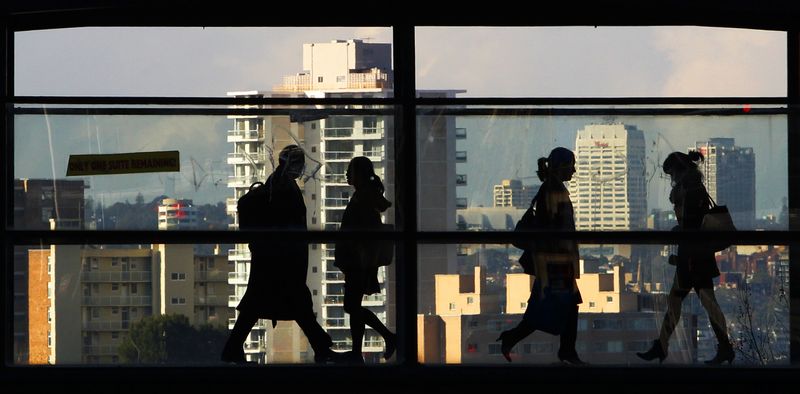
[249, 181, 264, 191]
[703, 188, 718, 208]
[528, 187, 542, 210]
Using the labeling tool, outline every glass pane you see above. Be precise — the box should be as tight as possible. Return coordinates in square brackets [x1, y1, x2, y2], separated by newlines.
[416, 27, 786, 97]
[417, 107, 787, 232]
[15, 242, 397, 365]
[15, 27, 393, 96]
[12, 105, 396, 231]
[418, 243, 790, 365]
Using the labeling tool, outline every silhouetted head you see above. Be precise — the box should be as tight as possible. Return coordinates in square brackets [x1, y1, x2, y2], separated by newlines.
[277, 144, 305, 179]
[537, 147, 576, 182]
[346, 156, 381, 190]
[346, 156, 390, 211]
[663, 150, 703, 184]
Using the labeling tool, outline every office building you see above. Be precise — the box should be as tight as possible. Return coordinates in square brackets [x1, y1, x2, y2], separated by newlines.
[28, 244, 231, 364]
[13, 178, 87, 363]
[694, 138, 756, 230]
[570, 124, 647, 231]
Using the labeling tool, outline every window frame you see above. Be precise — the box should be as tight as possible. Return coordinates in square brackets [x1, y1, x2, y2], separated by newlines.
[2, 1, 800, 388]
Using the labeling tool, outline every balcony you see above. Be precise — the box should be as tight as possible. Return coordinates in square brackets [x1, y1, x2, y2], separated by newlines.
[362, 150, 385, 162]
[323, 197, 349, 208]
[325, 318, 347, 328]
[228, 294, 241, 308]
[363, 340, 385, 352]
[80, 271, 152, 282]
[456, 197, 468, 209]
[226, 197, 238, 214]
[332, 340, 352, 351]
[195, 270, 228, 282]
[325, 271, 345, 281]
[324, 223, 341, 231]
[324, 295, 344, 305]
[81, 296, 152, 306]
[323, 173, 347, 184]
[227, 175, 260, 189]
[361, 127, 384, 139]
[228, 272, 249, 285]
[195, 295, 227, 306]
[227, 129, 262, 142]
[83, 321, 128, 331]
[456, 174, 468, 186]
[455, 127, 467, 139]
[227, 152, 267, 165]
[228, 249, 251, 261]
[456, 151, 468, 163]
[322, 128, 353, 138]
[323, 151, 355, 161]
[362, 294, 385, 306]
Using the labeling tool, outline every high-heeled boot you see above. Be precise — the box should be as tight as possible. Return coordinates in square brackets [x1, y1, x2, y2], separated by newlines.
[496, 330, 523, 362]
[705, 342, 735, 365]
[636, 339, 667, 363]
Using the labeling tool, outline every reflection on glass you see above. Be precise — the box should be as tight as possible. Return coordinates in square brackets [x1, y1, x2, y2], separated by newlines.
[15, 28, 393, 96]
[416, 26, 785, 97]
[417, 111, 788, 232]
[14, 243, 396, 365]
[417, 244, 790, 365]
[13, 110, 394, 231]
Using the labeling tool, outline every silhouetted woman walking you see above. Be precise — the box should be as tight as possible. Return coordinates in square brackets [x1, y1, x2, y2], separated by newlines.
[636, 151, 733, 364]
[335, 156, 397, 364]
[222, 145, 335, 364]
[497, 147, 584, 364]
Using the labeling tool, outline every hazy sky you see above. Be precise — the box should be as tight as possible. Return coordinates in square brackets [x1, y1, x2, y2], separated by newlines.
[13, 26, 788, 217]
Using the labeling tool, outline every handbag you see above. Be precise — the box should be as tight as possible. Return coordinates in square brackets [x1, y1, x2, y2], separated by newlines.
[522, 263, 574, 335]
[701, 193, 736, 252]
[513, 191, 542, 275]
[373, 223, 395, 267]
[357, 223, 394, 269]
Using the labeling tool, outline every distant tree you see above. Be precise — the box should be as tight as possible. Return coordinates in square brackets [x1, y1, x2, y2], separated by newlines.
[195, 201, 231, 230]
[118, 314, 228, 364]
[732, 260, 789, 365]
[135, 192, 145, 205]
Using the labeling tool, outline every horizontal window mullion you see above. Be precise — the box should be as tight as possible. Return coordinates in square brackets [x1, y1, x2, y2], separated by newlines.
[9, 96, 400, 106]
[416, 107, 788, 117]
[416, 230, 798, 245]
[416, 97, 789, 106]
[11, 107, 396, 116]
[5, 230, 796, 245]
[5, 229, 406, 245]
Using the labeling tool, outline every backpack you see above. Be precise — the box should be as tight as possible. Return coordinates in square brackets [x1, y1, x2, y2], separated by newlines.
[237, 181, 269, 230]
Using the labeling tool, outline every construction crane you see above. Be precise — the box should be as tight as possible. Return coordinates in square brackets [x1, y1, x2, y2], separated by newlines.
[184, 157, 226, 192]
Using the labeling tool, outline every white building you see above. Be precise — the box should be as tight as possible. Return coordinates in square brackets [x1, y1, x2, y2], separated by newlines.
[227, 39, 462, 363]
[570, 124, 647, 231]
[157, 198, 198, 230]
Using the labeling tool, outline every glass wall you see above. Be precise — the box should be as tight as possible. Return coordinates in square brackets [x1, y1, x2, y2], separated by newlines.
[4, 21, 797, 372]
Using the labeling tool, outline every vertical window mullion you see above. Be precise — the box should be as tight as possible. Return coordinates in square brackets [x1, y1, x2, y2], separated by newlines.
[393, 22, 417, 367]
[787, 29, 800, 366]
[2, 20, 12, 369]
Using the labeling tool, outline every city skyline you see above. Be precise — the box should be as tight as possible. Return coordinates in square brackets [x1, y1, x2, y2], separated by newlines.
[11, 28, 789, 219]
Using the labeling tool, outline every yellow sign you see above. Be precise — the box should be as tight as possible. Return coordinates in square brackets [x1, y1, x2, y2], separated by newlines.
[66, 151, 180, 176]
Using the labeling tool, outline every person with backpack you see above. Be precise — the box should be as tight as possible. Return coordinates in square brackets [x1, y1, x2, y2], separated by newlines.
[334, 156, 397, 364]
[636, 151, 733, 365]
[497, 147, 584, 365]
[221, 144, 337, 364]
